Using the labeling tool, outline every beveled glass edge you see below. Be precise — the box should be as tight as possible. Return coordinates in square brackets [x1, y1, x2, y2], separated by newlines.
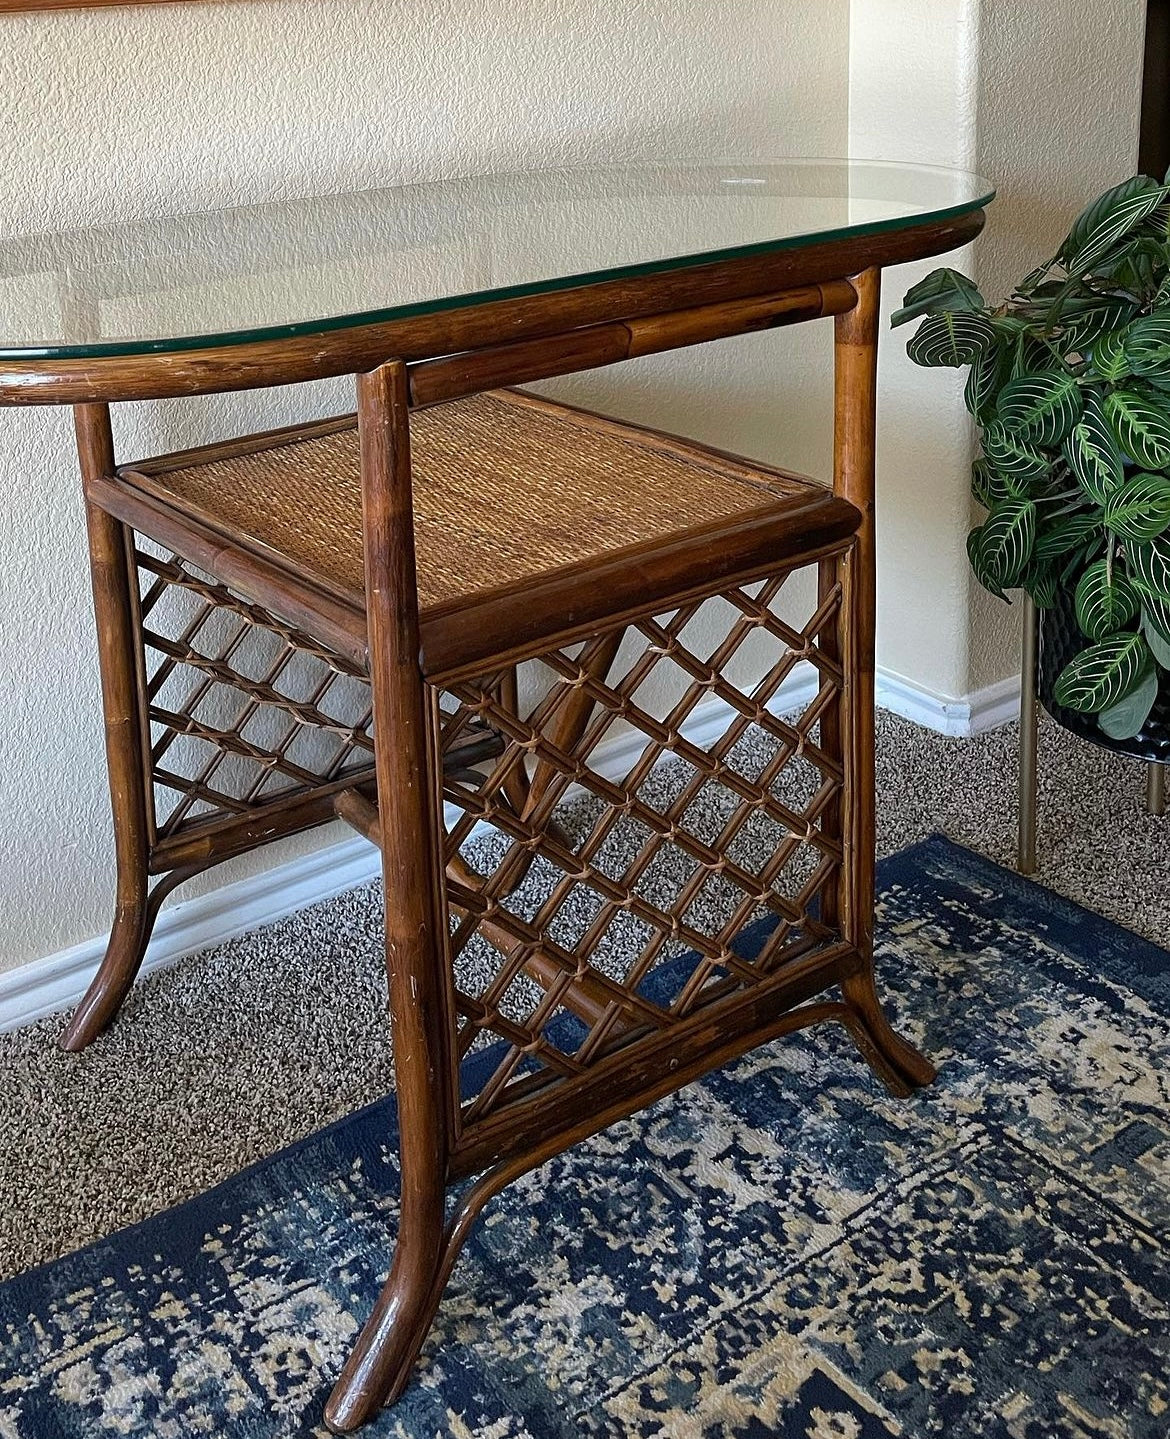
[0, 164, 995, 362]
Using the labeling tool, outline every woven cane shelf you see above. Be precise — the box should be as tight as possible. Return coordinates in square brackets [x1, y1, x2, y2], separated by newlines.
[96, 389, 859, 676]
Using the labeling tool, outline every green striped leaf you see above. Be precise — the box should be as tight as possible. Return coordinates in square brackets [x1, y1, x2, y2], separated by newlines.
[1104, 387, 1170, 468]
[971, 459, 1030, 509]
[1009, 334, 1052, 381]
[1098, 665, 1159, 740]
[1143, 607, 1170, 665]
[1053, 631, 1151, 713]
[1104, 236, 1170, 293]
[1062, 393, 1125, 503]
[995, 369, 1083, 445]
[1128, 532, 1170, 596]
[1024, 562, 1059, 610]
[892, 268, 985, 328]
[1034, 512, 1101, 561]
[1103, 472, 1170, 541]
[964, 343, 1007, 422]
[1124, 312, 1170, 378]
[968, 499, 1036, 596]
[970, 460, 995, 511]
[1143, 200, 1170, 241]
[1059, 296, 1138, 355]
[1062, 178, 1158, 257]
[1089, 329, 1132, 382]
[1074, 557, 1140, 639]
[1063, 178, 1158, 251]
[907, 312, 997, 368]
[967, 526, 1005, 600]
[1062, 176, 1169, 274]
[1129, 537, 1170, 650]
[981, 423, 1051, 483]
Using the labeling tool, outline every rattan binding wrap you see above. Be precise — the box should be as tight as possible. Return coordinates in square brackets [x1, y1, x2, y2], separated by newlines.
[118, 389, 823, 611]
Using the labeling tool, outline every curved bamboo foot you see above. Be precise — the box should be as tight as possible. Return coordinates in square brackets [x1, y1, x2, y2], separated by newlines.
[59, 869, 192, 1052]
[324, 1163, 512, 1433]
[324, 1261, 442, 1433]
[60, 903, 153, 1053]
[840, 968, 936, 1098]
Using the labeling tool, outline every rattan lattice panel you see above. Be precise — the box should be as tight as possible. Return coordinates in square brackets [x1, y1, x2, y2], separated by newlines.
[440, 565, 848, 1124]
[135, 542, 378, 840]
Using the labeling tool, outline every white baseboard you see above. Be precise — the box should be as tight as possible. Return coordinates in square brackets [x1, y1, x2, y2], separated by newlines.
[0, 663, 1017, 1036]
[0, 835, 384, 1035]
[877, 672, 1020, 738]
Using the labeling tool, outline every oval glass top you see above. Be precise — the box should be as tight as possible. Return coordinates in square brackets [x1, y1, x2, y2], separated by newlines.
[0, 160, 992, 360]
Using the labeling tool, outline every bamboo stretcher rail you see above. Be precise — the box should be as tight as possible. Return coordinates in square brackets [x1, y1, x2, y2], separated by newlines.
[406, 282, 857, 408]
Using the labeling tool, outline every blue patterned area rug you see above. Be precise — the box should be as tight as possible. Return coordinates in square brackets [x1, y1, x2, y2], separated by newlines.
[3, 835, 1169, 1438]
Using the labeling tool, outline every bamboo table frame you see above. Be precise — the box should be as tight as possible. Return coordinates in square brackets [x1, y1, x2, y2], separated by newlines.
[0, 192, 986, 1431]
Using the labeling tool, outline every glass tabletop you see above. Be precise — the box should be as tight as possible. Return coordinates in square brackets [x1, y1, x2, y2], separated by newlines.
[0, 160, 992, 361]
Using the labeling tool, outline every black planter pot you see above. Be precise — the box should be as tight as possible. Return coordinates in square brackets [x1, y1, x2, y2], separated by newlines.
[1039, 589, 1170, 765]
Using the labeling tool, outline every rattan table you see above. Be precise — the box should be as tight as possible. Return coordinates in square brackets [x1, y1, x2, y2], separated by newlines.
[0, 161, 992, 1431]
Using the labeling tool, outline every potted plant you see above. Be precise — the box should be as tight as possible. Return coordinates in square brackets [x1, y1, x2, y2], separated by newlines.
[896, 174, 1170, 761]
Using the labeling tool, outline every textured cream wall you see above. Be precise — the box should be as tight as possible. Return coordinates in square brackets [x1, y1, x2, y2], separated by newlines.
[849, 0, 981, 700]
[0, 0, 851, 973]
[850, 0, 1146, 699]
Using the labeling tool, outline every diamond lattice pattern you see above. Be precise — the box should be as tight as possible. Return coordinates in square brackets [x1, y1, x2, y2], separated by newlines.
[439, 566, 848, 1122]
[136, 543, 376, 838]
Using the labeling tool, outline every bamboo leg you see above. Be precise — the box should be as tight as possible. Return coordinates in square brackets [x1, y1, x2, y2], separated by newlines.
[63, 869, 201, 1052]
[325, 363, 453, 1433]
[61, 404, 157, 1053]
[1018, 596, 1039, 873]
[820, 546, 913, 1097]
[832, 269, 936, 1095]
